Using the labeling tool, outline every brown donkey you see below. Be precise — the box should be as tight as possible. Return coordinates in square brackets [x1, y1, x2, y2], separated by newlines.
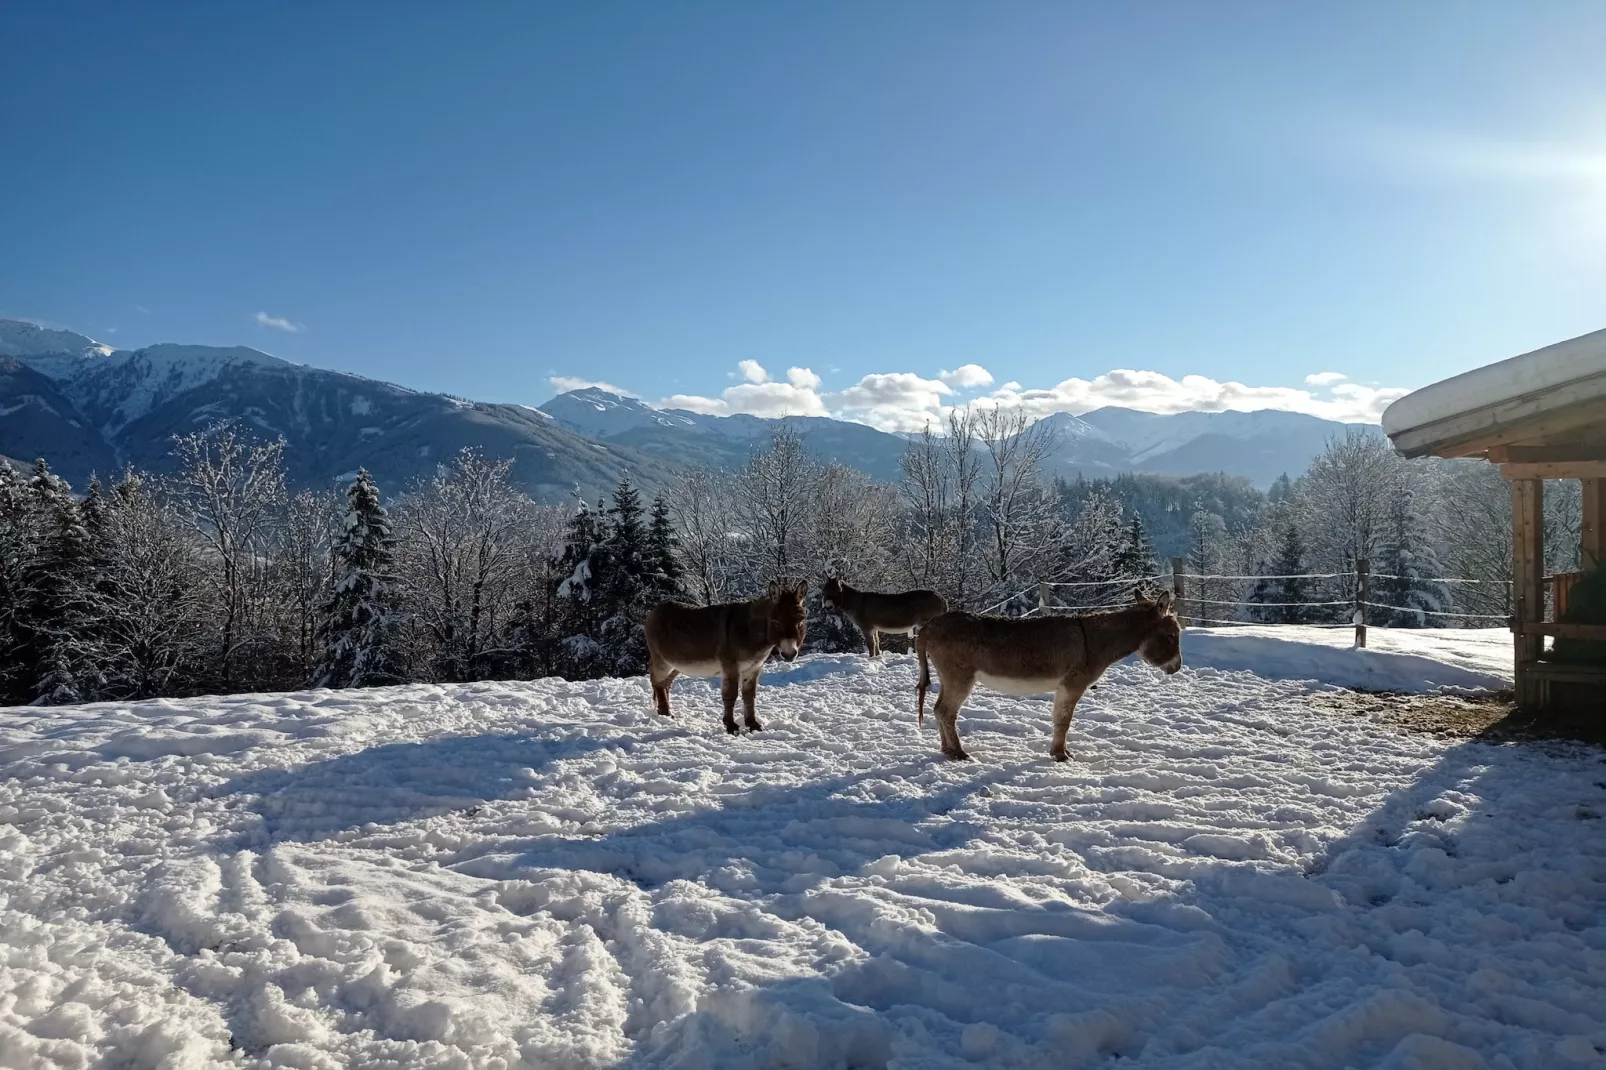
[645, 579, 809, 735]
[821, 577, 947, 657]
[916, 591, 1181, 761]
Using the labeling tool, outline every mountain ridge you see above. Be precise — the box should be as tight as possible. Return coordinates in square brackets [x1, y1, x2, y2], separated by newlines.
[1, 319, 1376, 494]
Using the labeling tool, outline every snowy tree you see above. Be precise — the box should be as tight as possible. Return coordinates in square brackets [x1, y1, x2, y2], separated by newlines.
[1374, 481, 1452, 628]
[1055, 486, 1125, 595]
[1187, 509, 1230, 622]
[85, 473, 211, 699]
[1297, 429, 1397, 602]
[394, 449, 536, 681]
[896, 411, 984, 606]
[666, 469, 737, 606]
[1111, 513, 1157, 581]
[736, 426, 818, 581]
[317, 470, 401, 688]
[1249, 525, 1315, 624]
[647, 494, 686, 602]
[976, 407, 1060, 592]
[170, 424, 288, 689]
[272, 489, 341, 686]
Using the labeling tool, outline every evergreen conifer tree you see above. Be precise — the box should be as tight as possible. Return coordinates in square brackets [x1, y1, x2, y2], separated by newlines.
[316, 470, 400, 688]
[1112, 513, 1156, 579]
[647, 494, 685, 599]
[1376, 487, 1451, 627]
[1249, 524, 1313, 624]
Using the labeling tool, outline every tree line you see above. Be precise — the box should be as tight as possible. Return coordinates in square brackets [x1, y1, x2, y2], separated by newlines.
[2, 415, 1572, 705]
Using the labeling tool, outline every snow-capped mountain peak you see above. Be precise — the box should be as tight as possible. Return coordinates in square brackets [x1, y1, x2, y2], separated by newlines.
[0, 319, 114, 359]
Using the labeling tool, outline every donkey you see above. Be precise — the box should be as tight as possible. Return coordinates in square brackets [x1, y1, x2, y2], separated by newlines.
[644, 578, 809, 735]
[915, 590, 1181, 762]
[820, 577, 947, 657]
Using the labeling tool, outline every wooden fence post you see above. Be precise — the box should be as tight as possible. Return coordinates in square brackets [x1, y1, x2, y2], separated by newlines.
[1354, 557, 1369, 648]
[1171, 557, 1187, 626]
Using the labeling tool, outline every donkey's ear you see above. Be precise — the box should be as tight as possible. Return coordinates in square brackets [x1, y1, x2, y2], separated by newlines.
[1133, 585, 1153, 604]
[766, 578, 782, 597]
[1155, 590, 1175, 614]
[793, 578, 810, 597]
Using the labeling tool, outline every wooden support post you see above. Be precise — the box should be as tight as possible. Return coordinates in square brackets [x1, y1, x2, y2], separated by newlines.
[1171, 557, 1187, 626]
[1583, 478, 1604, 572]
[1354, 557, 1368, 648]
[1510, 479, 1544, 710]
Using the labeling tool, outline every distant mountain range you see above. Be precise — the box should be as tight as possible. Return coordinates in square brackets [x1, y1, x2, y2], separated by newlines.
[1, 319, 1376, 498]
[540, 386, 1378, 490]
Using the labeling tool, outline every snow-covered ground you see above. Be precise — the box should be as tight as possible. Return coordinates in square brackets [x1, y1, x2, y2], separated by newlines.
[1183, 626, 1513, 693]
[2, 642, 1601, 1069]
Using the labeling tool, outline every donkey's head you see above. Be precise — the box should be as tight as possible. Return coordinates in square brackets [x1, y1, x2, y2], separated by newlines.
[1133, 589, 1182, 674]
[765, 578, 809, 661]
[820, 576, 845, 611]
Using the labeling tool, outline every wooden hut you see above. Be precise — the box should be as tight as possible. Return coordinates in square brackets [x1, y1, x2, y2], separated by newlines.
[1382, 327, 1606, 711]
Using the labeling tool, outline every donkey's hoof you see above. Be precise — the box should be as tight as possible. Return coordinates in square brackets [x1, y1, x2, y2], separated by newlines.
[744, 720, 763, 732]
[1050, 748, 1069, 763]
[942, 748, 972, 762]
[724, 721, 740, 736]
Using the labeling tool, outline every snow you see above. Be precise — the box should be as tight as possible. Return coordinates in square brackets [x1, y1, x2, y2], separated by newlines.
[1184, 626, 1513, 692]
[1382, 326, 1606, 436]
[0, 320, 114, 359]
[2, 645, 1601, 1069]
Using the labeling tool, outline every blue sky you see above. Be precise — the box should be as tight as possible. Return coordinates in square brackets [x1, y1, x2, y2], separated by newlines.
[3, 2, 1605, 429]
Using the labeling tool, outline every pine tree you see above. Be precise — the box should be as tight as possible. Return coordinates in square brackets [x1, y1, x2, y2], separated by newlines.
[554, 496, 606, 677]
[597, 477, 653, 674]
[0, 463, 33, 702]
[1376, 486, 1451, 627]
[1112, 513, 1156, 580]
[15, 462, 100, 702]
[647, 494, 685, 600]
[316, 470, 400, 688]
[1250, 524, 1314, 624]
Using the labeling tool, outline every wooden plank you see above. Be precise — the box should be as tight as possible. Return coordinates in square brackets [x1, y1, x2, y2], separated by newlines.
[1500, 460, 1606, 480]
[1511, 479, 1544, 709]
[1584, 479, 1604, 570]
[1517, 621, 1606, 641]
[1487, 445, 1606, 463]
[1526, 663, 1606, 685]
[1391, 390, 1606, 459]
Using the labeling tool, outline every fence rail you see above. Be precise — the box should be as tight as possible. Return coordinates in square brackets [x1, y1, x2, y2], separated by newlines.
[983, 557, 1523, 642]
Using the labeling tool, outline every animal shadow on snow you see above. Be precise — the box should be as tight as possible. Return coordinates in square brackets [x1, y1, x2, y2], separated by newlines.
[214, 731, 672, 845]
[581, 736, 1606, 1068]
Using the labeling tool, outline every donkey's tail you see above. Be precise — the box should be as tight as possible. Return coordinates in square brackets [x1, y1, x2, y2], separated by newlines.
[916, 631, 931, 726]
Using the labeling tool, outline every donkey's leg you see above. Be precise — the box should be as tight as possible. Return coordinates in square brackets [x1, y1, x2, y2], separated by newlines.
[856, 621, 877, 657]
[869, 629, 881, 658]
[1049, 681, 1089, 762]
[649, 656, 678, 717]
[720, 670, 740, 735]
[933, 670, 975, 761]
[740, 671, 762, 731]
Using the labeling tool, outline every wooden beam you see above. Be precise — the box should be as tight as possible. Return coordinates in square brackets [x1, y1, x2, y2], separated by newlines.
[1584, 479, 1604, 571]
[1391, 390, 1606, 459]
[1524, 663, 1606, 685]
[1511, 479, 1544, 710]
[1500, 460, 1606, 480]
[1515, 621, 1606, 641]
[1487, 445, 1606, 463]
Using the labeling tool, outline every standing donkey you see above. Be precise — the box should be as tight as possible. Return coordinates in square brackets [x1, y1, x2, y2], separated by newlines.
[916, 591, 1181, 761]
[820, 577, 947, 657]
[645, 579, 809, 735]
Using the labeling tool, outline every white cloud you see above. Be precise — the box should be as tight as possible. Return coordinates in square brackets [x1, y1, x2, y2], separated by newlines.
[786, 366, 821, 390]
[253, 311, 304, 333]
[579, 359, 1406, 433]
[829, 372, 953, 432]
[662, 380, 829, 418]
[939, 364, 994, 389]
[973, 369, 1406, 425]
[549, 376, 636, 397]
